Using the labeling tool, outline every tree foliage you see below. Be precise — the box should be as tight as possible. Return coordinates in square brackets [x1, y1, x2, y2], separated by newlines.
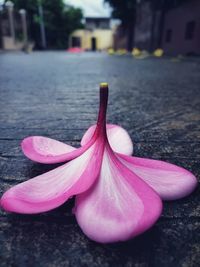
[105, 0, 189, 24]
[105, 0, 137, 51]
[105, 0, 137, 27]
[9, 0, 83, 49]
[149, 0, 190, 11]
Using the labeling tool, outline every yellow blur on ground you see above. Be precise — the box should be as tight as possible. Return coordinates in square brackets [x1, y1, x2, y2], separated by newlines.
[153, 48, 164, 57]
[107, 47, 166, 59]
[116, 49, 128, 55]
[108, 48, 115, 55]
[132, 47, 141, 57]
[134, 50, 150, 59]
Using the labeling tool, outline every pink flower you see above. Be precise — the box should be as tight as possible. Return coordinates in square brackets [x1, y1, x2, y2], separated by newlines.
[1, 83, 197, 243]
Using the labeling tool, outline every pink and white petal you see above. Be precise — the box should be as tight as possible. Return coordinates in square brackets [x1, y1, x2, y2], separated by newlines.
[1, 143, 103, 214]
[75, 146, 162, 243]
[81, 124, 133, 155]
[118, 154, 198, 201]
[21, 136, 76, 163]
[21, 136, 94, 164]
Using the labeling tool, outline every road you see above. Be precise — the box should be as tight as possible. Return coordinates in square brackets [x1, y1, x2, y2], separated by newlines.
[0, 52, 199, 267]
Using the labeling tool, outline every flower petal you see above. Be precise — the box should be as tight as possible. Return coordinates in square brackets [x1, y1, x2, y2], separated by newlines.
[75, 146, 162, 243]
[1, 142, 104, 214]
[81, 124, 133, 155]
[21, 136, 92, 164]
[118, 154, 198, 200]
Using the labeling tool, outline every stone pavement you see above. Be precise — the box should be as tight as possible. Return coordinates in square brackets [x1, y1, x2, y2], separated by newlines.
[0, 52, 199, 267]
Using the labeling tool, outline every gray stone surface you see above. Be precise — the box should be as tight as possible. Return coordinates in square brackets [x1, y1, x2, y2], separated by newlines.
[0, 52, 199, 267]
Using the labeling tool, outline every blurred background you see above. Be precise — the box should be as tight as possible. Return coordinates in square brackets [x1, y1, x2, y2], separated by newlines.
[0, 0, 199, 55]
[0, 2, 200, 267]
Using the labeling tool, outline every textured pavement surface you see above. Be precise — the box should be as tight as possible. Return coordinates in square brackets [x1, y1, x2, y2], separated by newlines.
[0, 52, 199, 267]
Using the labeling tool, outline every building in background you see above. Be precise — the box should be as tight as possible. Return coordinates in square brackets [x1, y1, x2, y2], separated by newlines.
[162, 0, 200, 55]
[113, 24, 128, 51]
[69, 17, 114, 51]
[1, 12, 23, 50]
[134, 1, 153, 51]
[0, 4, 28, 50]
[133, 0, 200, 55]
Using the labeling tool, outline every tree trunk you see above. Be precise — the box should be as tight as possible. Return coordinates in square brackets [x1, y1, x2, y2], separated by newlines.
[150, 6, 156, 51]
[157, 2, 167, 48]
[0, 11, 2, 48]
[126, 22, 135, 52]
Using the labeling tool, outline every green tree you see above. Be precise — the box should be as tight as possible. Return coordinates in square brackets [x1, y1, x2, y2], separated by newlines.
[105, 0, 137, 51]
[9, 0, 83, 49]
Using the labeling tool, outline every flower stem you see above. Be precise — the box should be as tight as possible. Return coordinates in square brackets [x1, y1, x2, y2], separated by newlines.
[95, 83, 108, 138]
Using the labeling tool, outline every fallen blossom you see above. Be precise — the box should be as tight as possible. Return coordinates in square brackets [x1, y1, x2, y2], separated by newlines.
[1, 83, 197, 243]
